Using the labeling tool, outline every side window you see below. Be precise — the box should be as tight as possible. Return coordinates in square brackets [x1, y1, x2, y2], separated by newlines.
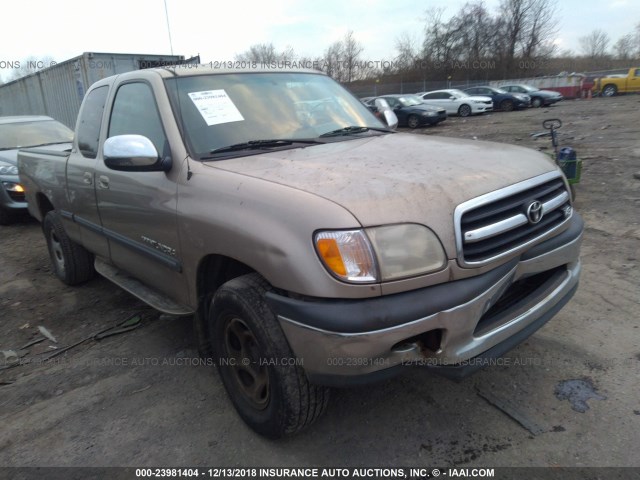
[108, 82, 168, 157]
[77, 86, 108, 159]
[635, 68, 640, 77]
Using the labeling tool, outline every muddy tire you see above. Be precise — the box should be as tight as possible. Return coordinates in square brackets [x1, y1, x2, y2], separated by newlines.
[43, 211, 95, 285]
[458, 104, 472, 117]
[500, 99, 514, 112]
[210, 273, 330, 438]
[407, 114, 420, 129]
[602, 84, 617, 97]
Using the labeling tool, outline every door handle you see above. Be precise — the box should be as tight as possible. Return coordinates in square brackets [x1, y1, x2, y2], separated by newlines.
[98, 175, 110, 189]
[83, 172, 93, 185]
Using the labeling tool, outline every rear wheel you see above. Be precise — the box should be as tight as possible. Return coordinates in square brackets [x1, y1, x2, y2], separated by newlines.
[458, 104, 472, 117]
[531, 97, 543, 108]
[210, 273, 330, 438]
[407, 114, 420, 129]
[43, 211, 95, 285]
[602, 84, 617, 97]
[500, 99, 514, 111]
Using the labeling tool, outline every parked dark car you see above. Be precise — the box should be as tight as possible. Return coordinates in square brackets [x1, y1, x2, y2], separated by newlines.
[464, 86, 530, 111]
[498, 84, 563, 108]
[364, 95, 446, 128]
[0, 116, 74, 224]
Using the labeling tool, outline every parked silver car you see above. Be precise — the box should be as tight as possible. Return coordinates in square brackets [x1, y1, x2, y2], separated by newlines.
[416, 89, 493, 117]
[0, 116, 73, 224]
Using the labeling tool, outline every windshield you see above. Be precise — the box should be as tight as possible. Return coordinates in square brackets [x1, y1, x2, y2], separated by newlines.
[520, 85, 538, 92]
[0, 120, 73, 150]
[165, 72, 385, 158]
[397, 95, 424, 107]
[494, 88, 508, 94]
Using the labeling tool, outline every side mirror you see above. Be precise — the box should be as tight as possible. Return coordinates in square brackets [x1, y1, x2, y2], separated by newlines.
[374, 99, 399, 130]
[103, 135, 171, 172]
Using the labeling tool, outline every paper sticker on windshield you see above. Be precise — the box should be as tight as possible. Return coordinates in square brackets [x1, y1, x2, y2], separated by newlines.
[188, 90, 244, 126]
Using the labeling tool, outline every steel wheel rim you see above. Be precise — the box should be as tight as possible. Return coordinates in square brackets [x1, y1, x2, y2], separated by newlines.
[49, 230, 66, 275]
[460, 105, 471, 117]
[408, 115, 419, 128]
[223, 317, 270, 410]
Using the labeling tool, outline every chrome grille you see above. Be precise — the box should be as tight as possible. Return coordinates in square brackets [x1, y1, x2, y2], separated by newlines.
[456, 174, 572, 265]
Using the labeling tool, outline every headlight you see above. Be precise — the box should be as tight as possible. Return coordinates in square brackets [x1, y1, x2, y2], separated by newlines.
[424, 111, 437, 117]
[366, 224, 446, 280]
[2, 181, 25, 192]
[315, 224, 446, 283]
[0, 165, 19, 175]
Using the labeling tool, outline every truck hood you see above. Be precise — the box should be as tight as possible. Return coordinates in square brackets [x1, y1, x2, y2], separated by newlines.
[206, 133, 558, 255]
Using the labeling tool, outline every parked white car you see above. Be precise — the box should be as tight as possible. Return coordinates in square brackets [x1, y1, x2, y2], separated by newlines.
[416, 89, 493, 117]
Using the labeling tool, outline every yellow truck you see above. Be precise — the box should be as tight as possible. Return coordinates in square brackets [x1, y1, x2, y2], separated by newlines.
[593, 68, 640, 96]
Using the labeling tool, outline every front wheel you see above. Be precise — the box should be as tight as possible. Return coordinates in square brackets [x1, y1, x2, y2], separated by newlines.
[458, 104, 472, 117]
[500, 99, 514, 111]
[43, 211, 95, 285]
[210, 273, 330, 438]
[531, 97, 543, 108]
[407, 114, 420, 129]
[602, 84, 617, 97]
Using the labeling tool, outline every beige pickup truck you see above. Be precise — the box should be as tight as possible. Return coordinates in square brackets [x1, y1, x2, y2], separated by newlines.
[19, 67, 583, 438]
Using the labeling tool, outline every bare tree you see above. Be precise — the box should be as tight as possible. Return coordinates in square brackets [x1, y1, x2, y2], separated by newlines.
[520, 0, 558, 59]
[422, 7, 463, 65]
[395, 32, 420, 71]
[235, 43, 296, 64]
[342, 31, 364, 82]
[579, 29, 610, 58]
[496, 0, 558, 72]
[322, 40, 345, 81]
[613, 33, 635, 60]
[320, 31, 366, 82]
[499, 0, 531, 71]
[6, 55, 55, 81]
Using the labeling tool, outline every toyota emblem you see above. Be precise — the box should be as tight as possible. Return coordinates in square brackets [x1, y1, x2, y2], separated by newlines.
[526, 201, 544, 224]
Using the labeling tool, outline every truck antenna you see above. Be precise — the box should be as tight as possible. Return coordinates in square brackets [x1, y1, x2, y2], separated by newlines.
[164, 0, 174, 55]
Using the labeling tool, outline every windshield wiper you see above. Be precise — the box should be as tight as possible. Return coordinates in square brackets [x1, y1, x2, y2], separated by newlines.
[210, 138, 323, 154]
[319, 126, 391, 137]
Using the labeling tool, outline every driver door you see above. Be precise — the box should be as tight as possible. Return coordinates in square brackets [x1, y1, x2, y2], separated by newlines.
[94, 81, 188, 302]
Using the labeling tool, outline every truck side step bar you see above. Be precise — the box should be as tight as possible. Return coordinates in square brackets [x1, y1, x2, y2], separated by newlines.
[95, 257, 194, 316]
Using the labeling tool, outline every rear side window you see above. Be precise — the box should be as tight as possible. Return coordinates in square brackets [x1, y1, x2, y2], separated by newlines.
[108, 82, 168, 157]
[77, 86, 108, 159]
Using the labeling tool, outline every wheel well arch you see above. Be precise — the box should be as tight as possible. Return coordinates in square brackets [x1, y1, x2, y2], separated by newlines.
[196, 254, 257, 303]
[193, 254, 257, 356]
[36, 193, 55, 220]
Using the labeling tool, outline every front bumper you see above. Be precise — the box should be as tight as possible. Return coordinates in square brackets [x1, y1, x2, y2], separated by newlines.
[423, 112, 447, 125]
[268, 214, 583, 386]
[472, 104, 493, 114]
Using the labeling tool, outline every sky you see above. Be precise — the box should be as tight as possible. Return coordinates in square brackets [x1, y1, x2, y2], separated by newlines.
[0, 0, 638, 81]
